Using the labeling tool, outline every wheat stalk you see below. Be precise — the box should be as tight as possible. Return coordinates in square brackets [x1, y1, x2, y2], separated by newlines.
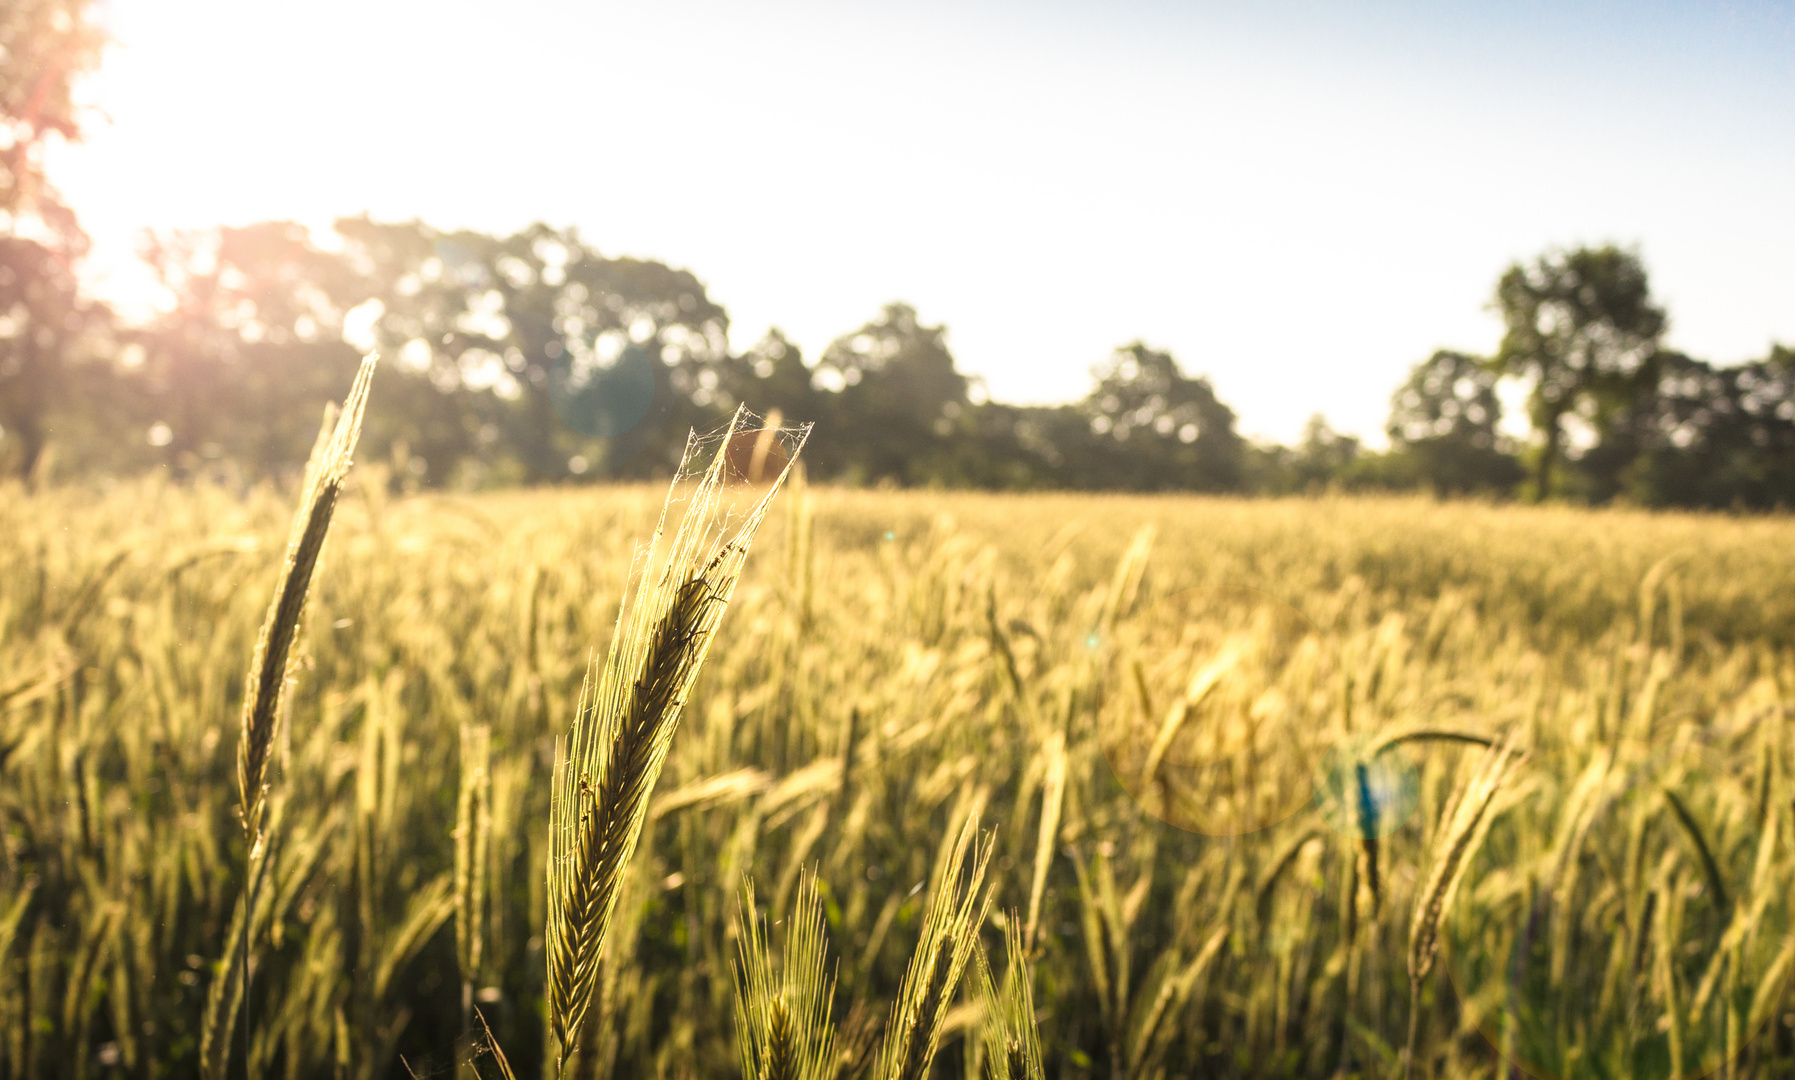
[1404, 733, 1525, 1079]
[455, 721, 492, 1044]
[876, 813, 995, 1080]
[975, 917, 1045, 1080]
[1661, 787, 1730, 916]
[734, 870, 836, 1080]
[1024, 730, 1067, 953]
[236, 354, 377, 844]
[546, 408, 808, 1071]
[201, 354, 376, 1080]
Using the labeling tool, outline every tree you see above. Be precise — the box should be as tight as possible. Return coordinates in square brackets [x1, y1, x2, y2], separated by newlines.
[1622, 346, 1795, 509]
[1386, 349, 1523, 495]
[1076, 343, 1243, 491]
[131, 223, 367, 478]
[334, 218, 735, 483]
[0, 0, 108, 480]
[0, 235, 107, 478]
[0, 0, 103, 243]
[65, 217, 776, 489]
[810, 303, 968, 484]
[1289, 414, 1362, 490]
[728, 329, 820, 423]
[1491, 245, 1666, 502]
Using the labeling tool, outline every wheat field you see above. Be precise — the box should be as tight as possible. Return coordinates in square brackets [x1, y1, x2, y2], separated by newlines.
[2, 462, 1793, 1078]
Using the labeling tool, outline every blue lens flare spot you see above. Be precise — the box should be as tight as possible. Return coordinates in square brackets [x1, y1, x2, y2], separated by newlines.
[549, 344, 659, 436]
[1315, 734, 1420, 839]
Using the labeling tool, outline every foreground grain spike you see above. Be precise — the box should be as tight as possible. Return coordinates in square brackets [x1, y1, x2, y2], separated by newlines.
[455, 722, 493, 1029]
[546, 409, 809, 1071]
[236, 353, 377, 844]
[1404, 732, 1525, 1080]
[734, 871, 837, 1080]
[204, 354, 377, 1080]
[974, 918, 1046, 1080]
[876, 814, 996, 1080]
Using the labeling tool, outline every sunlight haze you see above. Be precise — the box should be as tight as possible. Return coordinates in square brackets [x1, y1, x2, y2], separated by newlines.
[50, 0, 1795, 444]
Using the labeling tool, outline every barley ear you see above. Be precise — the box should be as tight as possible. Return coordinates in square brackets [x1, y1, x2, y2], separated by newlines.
[546, 409, 809, 1071]
[734, 877, 775, 1080]
[204, 356, 375, 1080]
[455, 722, 493, 1026]
[1660, 787, 1730, 915]
[1024, 733, 1066, 953]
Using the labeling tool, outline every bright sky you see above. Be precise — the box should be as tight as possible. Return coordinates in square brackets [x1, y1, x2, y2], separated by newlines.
[48, 0, 1795, 444]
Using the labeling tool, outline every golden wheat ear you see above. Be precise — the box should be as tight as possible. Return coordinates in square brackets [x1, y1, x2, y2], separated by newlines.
[975, 917, 1046, 1080]
[235, 353, 377, 844]
[1404, 732, 1525, 1080]
[734, 870, 838, 1080]
[204, 354, 377, 1080]
[876, 814, 997, 1080]
[546, 409, 810, 1071]
[455, 721, 493, 1027]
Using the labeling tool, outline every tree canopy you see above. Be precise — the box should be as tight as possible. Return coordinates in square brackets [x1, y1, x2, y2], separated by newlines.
[1491, 245, 1667, 501]
[1385, 350, 1524, 495]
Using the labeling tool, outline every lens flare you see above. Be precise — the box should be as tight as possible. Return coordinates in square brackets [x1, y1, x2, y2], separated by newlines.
[1314, 733, 1421, 840]
[548, 343, 664, 469]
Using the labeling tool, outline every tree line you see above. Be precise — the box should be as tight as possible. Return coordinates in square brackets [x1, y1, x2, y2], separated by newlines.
[3, 213, 1790, 509]
[1, 2, 1790, 507]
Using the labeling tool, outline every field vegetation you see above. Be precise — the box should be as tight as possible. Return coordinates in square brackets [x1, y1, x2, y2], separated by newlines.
[2, 442, 1794, 1078]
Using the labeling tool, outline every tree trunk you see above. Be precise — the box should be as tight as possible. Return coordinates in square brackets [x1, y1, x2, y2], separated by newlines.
[10, 336, 50, 485]
[1533, 411, 1563, 504]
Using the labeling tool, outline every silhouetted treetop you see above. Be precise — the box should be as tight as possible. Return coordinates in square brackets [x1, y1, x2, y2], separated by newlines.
[1492, 244, 1667, 501]
[1073, 343, 1243, 491]
[809, 303, 968, 484]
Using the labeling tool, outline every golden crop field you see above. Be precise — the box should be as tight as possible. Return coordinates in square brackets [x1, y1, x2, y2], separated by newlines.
[2, 432, 1794, 1079]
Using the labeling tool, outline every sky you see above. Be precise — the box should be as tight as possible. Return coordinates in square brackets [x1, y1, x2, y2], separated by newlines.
[47, 0, 1795, 445]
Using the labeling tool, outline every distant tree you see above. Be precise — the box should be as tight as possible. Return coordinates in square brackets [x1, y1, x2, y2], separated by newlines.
[1386, 349, 1523, 494]
[1492, 245, 1666, 502]
[727, 329, 822, 424]
[1076, 343, 1242, 491]
[1622, 346, 1795, 509]
[333, 218, 735, 483]
[1288, 414, 1361, 491]
[0, 0, 108, 480]
[896, 399, 1086, 490]
[0, 236, 108, 478]
[810, 303, 968, 484]
[69, 218, 800, 488]
[131, 223, 367, 478]
[0, 0, 103, 244]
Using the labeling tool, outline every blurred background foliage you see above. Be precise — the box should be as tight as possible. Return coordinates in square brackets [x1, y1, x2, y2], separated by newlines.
[2, 0, 1794, 509]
